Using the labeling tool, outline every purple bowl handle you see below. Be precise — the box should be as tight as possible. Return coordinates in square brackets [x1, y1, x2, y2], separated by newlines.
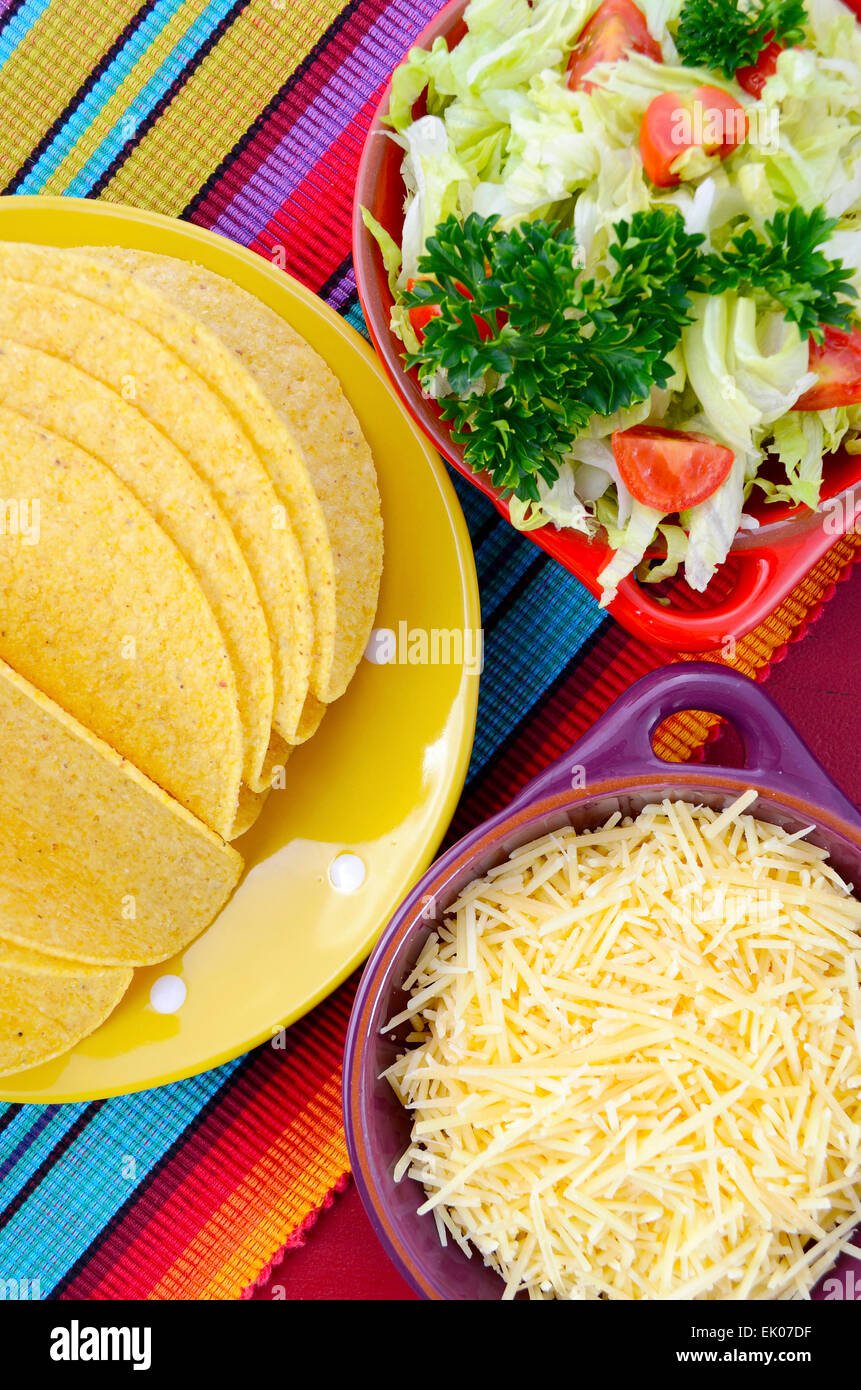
[508, 662, 861, 826]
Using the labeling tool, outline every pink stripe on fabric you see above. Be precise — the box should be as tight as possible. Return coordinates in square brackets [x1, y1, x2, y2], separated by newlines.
[249, 84, 386, 291]
[211, 0, 438, 246]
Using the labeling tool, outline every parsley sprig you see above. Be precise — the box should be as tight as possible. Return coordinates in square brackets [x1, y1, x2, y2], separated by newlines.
[703, 207, 857, 340]
[675, 0, 808, 77]
[405, 210, 704, 499]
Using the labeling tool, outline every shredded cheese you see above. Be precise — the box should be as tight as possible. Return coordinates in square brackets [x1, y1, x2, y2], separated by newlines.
[383, 794, 861, 1300]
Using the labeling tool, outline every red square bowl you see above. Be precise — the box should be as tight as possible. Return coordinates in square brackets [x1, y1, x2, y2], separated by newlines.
[352, 0, 861, 652]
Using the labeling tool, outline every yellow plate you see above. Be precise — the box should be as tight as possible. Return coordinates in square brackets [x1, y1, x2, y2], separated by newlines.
[0, 196, 480, 1103]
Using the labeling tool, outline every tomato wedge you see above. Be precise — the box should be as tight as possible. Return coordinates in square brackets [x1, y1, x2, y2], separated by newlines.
[612, 426, 735, 512]
[405, 277, 494, 342]
[736, 37, 783, 98]
[567, 0, 662, 93]
[405, 278, 441, 336]
[793, 325, 861, 411]
[640, 85, 747, 187]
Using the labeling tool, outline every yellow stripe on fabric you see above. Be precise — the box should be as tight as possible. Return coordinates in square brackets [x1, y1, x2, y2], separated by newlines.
[102, 0, 344, 214]
[150, 1068, 348, 1299]
[0, 0, 144, 186]
[37, 0, 211, 194]
[203, 1150, 349, 1299]
[706, 533, 861, 678]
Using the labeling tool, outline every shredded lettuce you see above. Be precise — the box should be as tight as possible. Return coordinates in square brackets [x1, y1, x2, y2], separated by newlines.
[738, 40, 861, 225]
[400, 116, 471, 281]
[638, 522, 689, 585]
[360, 205, 421, 354]
[361, 206, 402, 287]
[509, 460, 597, 534]
[766, 407, 854, 508]
[681, 451, 748, 592]
[487, 70, 601, 221]
[681, 292, 814, 455]
[388, 42, 447, 132]
[597, 500, 664, 604]
[729, 302, 814, 423]
[682, 293, 762, 453]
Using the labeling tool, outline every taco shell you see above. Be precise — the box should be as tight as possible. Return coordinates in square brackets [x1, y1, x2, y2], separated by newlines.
[0, 656, 242, 965]
[0, 941, 132, 1077]
[82, 248, 383, 709]
[0, 243, 333, 734]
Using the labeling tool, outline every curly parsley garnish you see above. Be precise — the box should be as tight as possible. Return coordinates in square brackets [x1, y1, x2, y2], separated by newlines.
[405, 210, 705, 500]
[675, 0, 808, 77]
[704, 207, 857, 340]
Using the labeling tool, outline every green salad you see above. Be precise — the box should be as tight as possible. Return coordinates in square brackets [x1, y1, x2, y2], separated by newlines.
[363, 0, 861, 602]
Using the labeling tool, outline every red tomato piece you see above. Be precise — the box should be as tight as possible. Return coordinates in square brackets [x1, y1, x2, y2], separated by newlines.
[567, 0, 662, 93]
[736, 37, 783, 97]
[640, 92, 690, 188]
[405, 277, 494, 342]
[793, 325, 861, 411]
[612, 426, 735, 511]
[640, 85, 748, 186]
[405, 278, 441, 337]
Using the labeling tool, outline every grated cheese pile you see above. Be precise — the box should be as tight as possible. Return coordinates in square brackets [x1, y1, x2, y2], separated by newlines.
[384, 793, 861, 1300]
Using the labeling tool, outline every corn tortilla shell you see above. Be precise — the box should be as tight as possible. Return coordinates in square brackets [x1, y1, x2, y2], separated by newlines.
[231, 783, 269, 838]
[84, 249, 383, 705]
[0, 942, 132, 1077]
[295, 693, 327, 742]
[0, 243, 335, 724]
[0, 274, 311, 744]
[0, 405, 244, 838]
[0, 338, 275, 793]
[0, 657, 243, 966]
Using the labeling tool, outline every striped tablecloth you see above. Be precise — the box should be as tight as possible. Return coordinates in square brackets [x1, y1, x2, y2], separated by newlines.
[0, 0, 859, 1300]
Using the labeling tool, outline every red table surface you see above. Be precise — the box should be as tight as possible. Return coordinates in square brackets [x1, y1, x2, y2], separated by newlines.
[254, 565, 861, 1301]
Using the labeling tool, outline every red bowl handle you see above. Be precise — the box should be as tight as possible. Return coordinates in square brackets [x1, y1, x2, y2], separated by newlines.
[609, 549, 780, 653]
[606, 501, 860, 652]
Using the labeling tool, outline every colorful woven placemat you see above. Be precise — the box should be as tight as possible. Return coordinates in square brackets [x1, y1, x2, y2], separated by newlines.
[0, 0, 859, 1301]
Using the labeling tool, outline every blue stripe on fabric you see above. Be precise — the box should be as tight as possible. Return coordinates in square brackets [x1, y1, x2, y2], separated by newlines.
[16, 0, 236, 196]
[0, 1105, 91, 1218]
[343, 298, 370, 340]
[474, 520, 540, 620]
[0, 0, 51, 62]
[0, 1105, 60, 1187]
[0, 1056, 242, 1293]
[468, 558, 604, 781]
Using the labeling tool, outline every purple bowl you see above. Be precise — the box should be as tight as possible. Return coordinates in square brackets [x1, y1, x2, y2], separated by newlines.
[344, 662, 861, 1300]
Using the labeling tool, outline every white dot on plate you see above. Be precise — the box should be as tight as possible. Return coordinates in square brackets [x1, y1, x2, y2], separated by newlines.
[150, 975, 187, 1014]
[363, 628, 395, 665]
[329, 853, 366, 894]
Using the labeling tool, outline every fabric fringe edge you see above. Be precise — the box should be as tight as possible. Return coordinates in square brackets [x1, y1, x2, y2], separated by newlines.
[240, 1172, 352, 1298]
